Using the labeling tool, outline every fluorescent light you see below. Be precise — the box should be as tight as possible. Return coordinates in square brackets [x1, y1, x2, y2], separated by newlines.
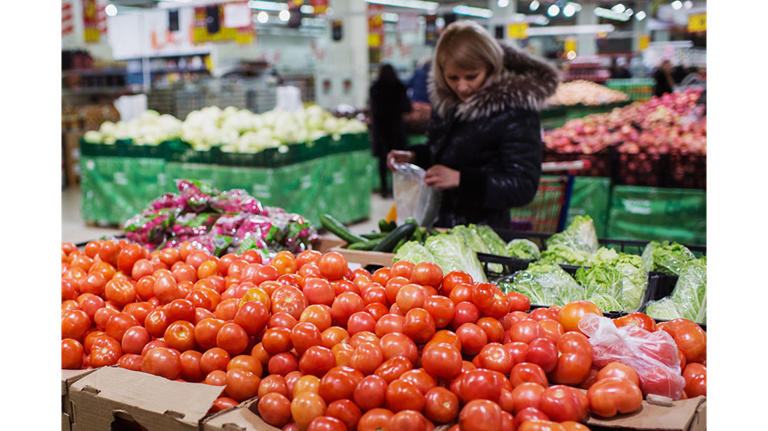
[566, 51, 577, 60]
[105, 4, 117, 16]
[436, 17, 445, 28]
[453, 5, 493, 18]
[572, 3, 582, 12]
[683, 0, 693, 8]
[526, 24, 614, 36]
[594, 7, 630, 21]
[498, 0, 510, 7]
[300, 5, 314, 14]
[257, 11, 269, 23]
[563, 4, 576, 17]
[612, 4, 626, 13]
[530, 1, 540, 12]
[279, 9, 290, 21]
[382, 12, 399, 22]
[248, 1, 287, 11]
[625, 8, 633, 15]
[635, 11, 646, 20]
[548, 4, 560, 16]
[671, 0, 683, 10]
[365, 0, 439, 11]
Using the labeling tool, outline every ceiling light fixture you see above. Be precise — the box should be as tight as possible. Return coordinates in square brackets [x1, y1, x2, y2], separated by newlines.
[548, 4, 560, 16]
[105, 4, 117, 16]
[563, 4, 576, 17]
[530, 1, 540, 12]
[671, 0, 683, 10]
[248, 1, 287, 11]
[365, 0, 439, 11]
[279, 9, 290, 21]
[635, 11, 646, 20]
[257, 11, 269, 23]
[498, 0, 510, 7]
[594, 7, 630, 21]
[453, 5, 493, 18]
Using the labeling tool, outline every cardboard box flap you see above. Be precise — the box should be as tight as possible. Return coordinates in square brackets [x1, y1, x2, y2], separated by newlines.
[202, 399, 279, 431]
[585, 396, 706, 430]
[62, 369, 96, 396]
[70, 367, 224, 429]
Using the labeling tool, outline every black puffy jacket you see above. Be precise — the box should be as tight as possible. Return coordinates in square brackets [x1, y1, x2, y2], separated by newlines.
[410, 43, 560, 230]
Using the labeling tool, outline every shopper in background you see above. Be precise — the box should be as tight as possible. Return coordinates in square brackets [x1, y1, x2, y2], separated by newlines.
[653, 60, 675, 97]
[370, 64, 412, 198]
[610, 57, 632, 79]
[406, 57, 433, 103]
[386, 21, 558, 230]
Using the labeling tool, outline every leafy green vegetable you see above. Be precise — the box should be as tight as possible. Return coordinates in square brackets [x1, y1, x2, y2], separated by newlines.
[642, 241, 695, 275]
[575, 263, 623, 299]
[613, 254, 648, 311]
[547, 215, 598, 254]
[506, 239, 541, 260]
[644, 297, 684, 321]
[473, 224, 508, 256]
[588, 294, 625, 312]
[669, 257, 707, 324]
[495, 261, 585, 306]
[452, 225, 501, 273]
[424, 233, 488, 283]
[588, 247, 620, 266]
[393, 241, 437, 264]
[540, 244, 591, 266]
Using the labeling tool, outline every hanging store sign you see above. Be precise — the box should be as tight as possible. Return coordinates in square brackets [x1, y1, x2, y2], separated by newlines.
[507, 23, 529, 40]
[368, 3, 385, 48]
[311, 0, 329, 15]
[564, 37, 577, 54]
[425, 15, 438, 46]
[687, 13, 706, 33]
[83, 0, 100, 43]
[639, 34, 650, 51]
[193, 2, 254, 45]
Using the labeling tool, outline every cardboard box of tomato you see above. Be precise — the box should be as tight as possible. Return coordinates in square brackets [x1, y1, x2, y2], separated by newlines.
[62, 369, 97, 431]
[67, 366, 230, 431]
[585, 395, 706, 431]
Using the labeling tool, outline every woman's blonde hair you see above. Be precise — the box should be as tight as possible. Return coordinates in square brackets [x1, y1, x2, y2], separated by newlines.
[431, 21, 505, 96]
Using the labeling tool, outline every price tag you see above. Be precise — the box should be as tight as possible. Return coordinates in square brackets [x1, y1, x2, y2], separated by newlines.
[688, 13, 706, 33]
[507, 23, 529, 40]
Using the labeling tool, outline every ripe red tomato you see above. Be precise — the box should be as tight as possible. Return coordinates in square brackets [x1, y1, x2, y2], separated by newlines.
[358, 408, 394, 431]
[300, 346, 337, 377]
[507, 292, 531, 313]
[258, 374, 289, 398]
[257, 392, 293, 428]
[659, 319, 706, 364]
[548, 332, 593, 386]
[269, 352, 300, 376]
[163, 320, 196, 352]
[441, 271, 472, 297]
[307, 416, 347, 431]
[354, 375, 388, 411]
[350, 342, 384, 376]
[326, 399, 363, 431]
[179, 350, 205, 382]
[451, 301, 480, 328]
[459, 400, 502, 431]
[558, 301, 603, 334]
[423, 386, 459, 424]
[204, 370, 228, 386]
[539, 385, 589, 422]
[386, 379, 425, 413]
[525, 338, 559, 373]
[118, 353, 144, 372]
[105, 312, 140, 344]
[510, 319, 544, 344]
[421, 343, 462, 380]
[686, 374, 706, 398]
[515, 407, 550, 424]
[510, 382, 546, 414]
[331, 292, 365, 326]
[410, 262, 443, 287]
[291, 322, 323, 356]
[318, 252, 347, 280]
[596, 362, 641, 387]
[455, 323, 487, 356]
[459, 369, 502, 403]
[537, 319, 564, 344]
[104, 278, 137, 307]
[403, 308, 436, 344]
[225, 368, 261, 402]
[141, 347, 181, 380]
[375, 357, 413, 384]
[304, 278, 336, 307]
[347, 312, 377, 336]
[62, 310, 91, 341]
[510, 362, 549, 388]
[614, 312, 657, 332]
[587, 377, 643, 418]
[471, 283, 511, 319]
[379, 332, 418, 365]
[62, 339, 85, 369]
[121, 326, 151, 355]
[518, 420, 567, 431]
[476, 343, 514, 375]
[291, 391, 327, 431]
[321, 327, 350, 350]
[318, 367, 361, 404]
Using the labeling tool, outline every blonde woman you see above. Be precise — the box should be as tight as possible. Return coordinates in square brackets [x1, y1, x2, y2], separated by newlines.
[388, 21, 559, 230]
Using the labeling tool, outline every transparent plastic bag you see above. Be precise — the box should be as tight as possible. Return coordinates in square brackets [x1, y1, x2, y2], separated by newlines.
[392, 162, 441, 228]
[579, 314, 686, 400]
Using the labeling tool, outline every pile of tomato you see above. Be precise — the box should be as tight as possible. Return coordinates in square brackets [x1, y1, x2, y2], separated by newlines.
[61, 240, 707, 431]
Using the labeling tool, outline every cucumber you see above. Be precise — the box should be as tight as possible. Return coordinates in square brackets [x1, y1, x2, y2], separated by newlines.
[392, 238, 408, 254]
[320, 214, 367, 244]
[347, 237, 385, 250]
[362, 232, 387, 240]
[373, 222, 417, 252]
[379, 219, 396, 233]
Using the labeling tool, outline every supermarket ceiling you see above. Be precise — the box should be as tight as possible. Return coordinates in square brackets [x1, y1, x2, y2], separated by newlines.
[106, 0, 704, 21]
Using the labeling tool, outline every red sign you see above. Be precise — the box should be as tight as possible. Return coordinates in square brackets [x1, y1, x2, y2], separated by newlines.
[62, 1, 74, 36]
[311, 0, 329, 14]
[368, 3, 384, 48]
[83, 0, 100, 43]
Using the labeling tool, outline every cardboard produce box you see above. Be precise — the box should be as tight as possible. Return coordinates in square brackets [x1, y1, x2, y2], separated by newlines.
[62, 369, 97, 431]
[585, 395, 706, 431]
[313, 237, 346, 254]
[330, 245, 396, 268]
[201, 399, 278, 431]
[68, 366, 226, 431]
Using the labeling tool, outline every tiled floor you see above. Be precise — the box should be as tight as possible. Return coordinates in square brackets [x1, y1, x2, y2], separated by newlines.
[61, 186, 395, 244]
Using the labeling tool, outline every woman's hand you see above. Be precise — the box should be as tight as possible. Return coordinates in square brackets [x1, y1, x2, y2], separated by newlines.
[387, 150, 416, 171]
[424, 165, 460, 190]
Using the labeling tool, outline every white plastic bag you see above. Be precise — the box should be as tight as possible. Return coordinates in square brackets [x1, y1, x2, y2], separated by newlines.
[579, 314, 686, 400]
[391, 162, 441, 228]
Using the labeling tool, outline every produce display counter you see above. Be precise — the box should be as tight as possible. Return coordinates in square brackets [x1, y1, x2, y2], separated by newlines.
[79, 133, 374, 228]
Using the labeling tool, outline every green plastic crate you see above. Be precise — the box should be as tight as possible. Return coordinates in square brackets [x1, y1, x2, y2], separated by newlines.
[117, 139, 166, 159]
[297, 137, 329, 162]
[80, 137, 119, 157]
[164, 140, 218, 164]
[346, 132, 370, 152]
[326, 134, 352, 155]
[217, 145, 297, 167]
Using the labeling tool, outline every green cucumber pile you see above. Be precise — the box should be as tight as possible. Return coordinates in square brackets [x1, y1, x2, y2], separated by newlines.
[319, 214, 438, 253]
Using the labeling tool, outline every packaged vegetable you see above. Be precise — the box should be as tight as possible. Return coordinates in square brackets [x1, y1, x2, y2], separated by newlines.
[496, 261, 585, 306]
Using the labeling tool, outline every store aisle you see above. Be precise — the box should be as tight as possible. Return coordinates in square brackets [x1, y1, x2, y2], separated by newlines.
[61, 186, 394, 244]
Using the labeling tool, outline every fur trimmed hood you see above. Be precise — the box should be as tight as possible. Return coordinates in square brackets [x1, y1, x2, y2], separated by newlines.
[429, 43, 560, 121]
